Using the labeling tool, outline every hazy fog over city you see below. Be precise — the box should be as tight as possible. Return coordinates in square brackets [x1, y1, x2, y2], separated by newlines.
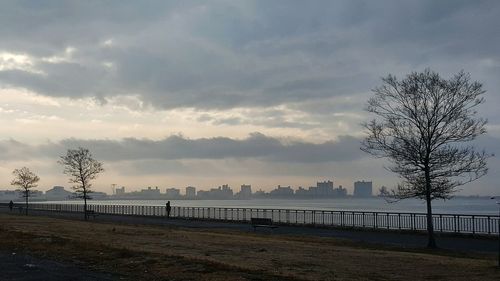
[0, 1, 499, 195]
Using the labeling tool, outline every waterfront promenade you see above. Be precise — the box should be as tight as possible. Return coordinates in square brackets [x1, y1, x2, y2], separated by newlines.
[0, 206, 497, 253]
[1, 209, 499, 280]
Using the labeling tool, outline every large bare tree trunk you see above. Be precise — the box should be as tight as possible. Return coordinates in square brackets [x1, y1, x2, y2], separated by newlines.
[425, 169, 437, 248]
[84, 190, 88, 221]
[25, 190, 28, 216]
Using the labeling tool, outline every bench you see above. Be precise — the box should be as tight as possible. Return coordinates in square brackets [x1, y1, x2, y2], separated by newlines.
[85, 210, 98, 219]
[250, 218, 278, 231]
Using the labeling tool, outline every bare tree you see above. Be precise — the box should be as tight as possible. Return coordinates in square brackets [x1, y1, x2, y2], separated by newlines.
[11, 167, 40, 215]
[361, 69, 490, 248]
[59, 147, 104, 220]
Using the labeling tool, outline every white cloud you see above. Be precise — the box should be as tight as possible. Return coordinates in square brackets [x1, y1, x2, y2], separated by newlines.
[0, 51, 41, 74]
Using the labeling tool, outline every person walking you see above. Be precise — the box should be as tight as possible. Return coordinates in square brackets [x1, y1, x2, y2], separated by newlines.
[166, 201, 171, 218]
[9, 200, 14, 211]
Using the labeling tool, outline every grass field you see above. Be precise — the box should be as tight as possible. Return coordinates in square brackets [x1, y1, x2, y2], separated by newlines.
[0, 213, 498, 280]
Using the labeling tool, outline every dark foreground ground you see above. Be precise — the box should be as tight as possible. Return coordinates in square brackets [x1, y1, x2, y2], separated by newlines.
[0, 251, 118, 281]
[0, 209, 499, 280]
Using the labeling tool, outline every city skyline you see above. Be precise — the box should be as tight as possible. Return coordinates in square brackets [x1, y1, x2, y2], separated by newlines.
[0, 179, 368, 195]
[0, 180, 375, 201]
[0, 1, 498, 195]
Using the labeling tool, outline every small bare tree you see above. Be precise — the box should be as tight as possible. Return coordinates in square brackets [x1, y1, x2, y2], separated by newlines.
[361, 69, 490, 248]
[11, 167, 40, 215]
[59, 147, 104, 220]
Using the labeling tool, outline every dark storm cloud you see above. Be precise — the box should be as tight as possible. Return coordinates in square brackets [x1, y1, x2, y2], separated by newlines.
[0, 1, 499, 110]
[0, 133, 364, 163]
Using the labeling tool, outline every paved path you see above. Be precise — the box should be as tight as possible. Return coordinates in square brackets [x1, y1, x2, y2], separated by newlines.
[1, 207, 498, 254]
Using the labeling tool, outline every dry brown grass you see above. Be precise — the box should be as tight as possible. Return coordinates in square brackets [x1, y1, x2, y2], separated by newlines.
[0, 213, 498, 281]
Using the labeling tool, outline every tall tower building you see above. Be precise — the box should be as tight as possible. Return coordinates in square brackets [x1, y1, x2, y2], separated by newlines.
[353, 181, 373, 197]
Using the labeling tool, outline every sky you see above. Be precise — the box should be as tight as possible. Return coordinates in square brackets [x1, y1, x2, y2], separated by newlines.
[0, 0, 499, 195]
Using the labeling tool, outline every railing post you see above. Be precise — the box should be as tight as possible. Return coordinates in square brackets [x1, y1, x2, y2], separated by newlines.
[439, 214, 443, 233]
[472, 215, 476, 235]
[488, 216, 491, 234]
[411, 213, 415, 230]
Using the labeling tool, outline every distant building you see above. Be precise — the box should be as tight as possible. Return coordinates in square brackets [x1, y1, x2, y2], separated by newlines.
[253, 189, 267, 198]
[293, 180, 346, 198]
[116, 186, 126, 196]
[0, 190, 21, 201]
[237, 184, 252, 199]
[45, 186, 74, 200]
[295, 186, 308, 196]
[197, 184, 233, 199]
[166, 188, 181, 199]
[30, 190, 44, 198]
[308, 180, 335, 197]
[139, 186, 161, 198]
[269, 185, 294, 197]
[335, 185, 348, 197]
[196, 190, 208, 199]
[353, 181, 373, 197]
[91, 192, 108, 200]
[317, 180, 334, 195]
[185, 186, 196, 199]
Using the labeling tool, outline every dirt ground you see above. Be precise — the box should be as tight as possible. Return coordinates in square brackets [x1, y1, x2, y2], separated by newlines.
[0, 251, 117, 281]
[0, 213, 498, 281]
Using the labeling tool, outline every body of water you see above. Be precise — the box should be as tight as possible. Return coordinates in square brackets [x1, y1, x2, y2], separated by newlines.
[35, 197, 499, 215]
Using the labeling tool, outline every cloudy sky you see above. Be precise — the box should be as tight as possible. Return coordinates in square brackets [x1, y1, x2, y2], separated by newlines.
[0, 0, 498, 195]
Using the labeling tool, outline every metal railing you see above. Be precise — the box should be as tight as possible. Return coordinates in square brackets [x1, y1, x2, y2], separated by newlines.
[2, 203, 498, 235]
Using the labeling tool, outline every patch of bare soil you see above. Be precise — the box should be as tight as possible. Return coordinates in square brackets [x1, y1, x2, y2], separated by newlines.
[0, 250, 117, 281]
